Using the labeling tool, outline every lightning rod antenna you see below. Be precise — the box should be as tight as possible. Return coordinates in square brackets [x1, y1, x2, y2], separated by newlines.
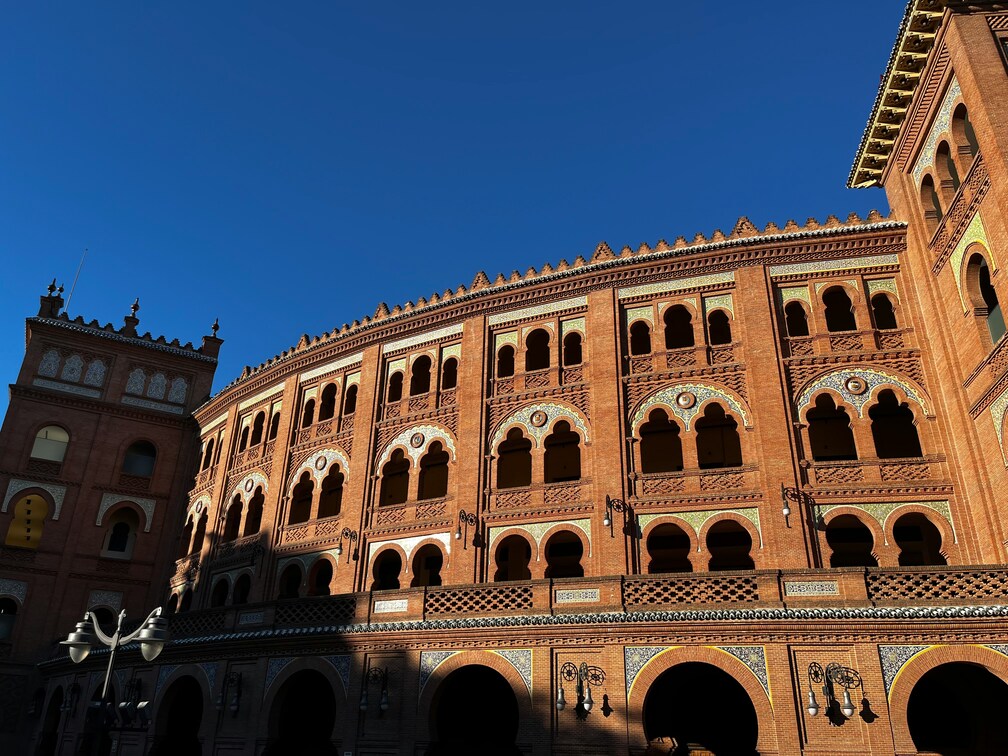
[64, 248, 88, 314]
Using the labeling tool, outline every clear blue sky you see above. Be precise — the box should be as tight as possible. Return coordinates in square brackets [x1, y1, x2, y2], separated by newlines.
[0, 2, 902, 410]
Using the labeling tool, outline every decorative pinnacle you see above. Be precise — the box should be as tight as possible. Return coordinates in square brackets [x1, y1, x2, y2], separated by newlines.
[58, 283, 64, 294]
[211, 317, 220, 336]
[48, 279, 57, 295]
[130, 298, 140, 316]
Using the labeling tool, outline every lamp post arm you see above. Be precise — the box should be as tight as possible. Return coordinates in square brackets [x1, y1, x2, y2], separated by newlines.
[119, 607, 163, 645]
[85, 611, 117, 648]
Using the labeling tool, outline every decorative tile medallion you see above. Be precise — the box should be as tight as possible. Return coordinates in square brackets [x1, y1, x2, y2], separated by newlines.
[489, 402, 591, 449]
[288, 447, 351, 491]
[377, 424, 457, 468]
[879, 645, 930, 697]
[229, 471, 270, 503]
[795, 367, 928, 418]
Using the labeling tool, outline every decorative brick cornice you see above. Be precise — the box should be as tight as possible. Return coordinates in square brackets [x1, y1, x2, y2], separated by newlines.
[28, 316, 216, 363]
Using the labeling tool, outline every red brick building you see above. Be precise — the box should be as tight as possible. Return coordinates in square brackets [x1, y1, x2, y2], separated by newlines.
[9, 1, 1008, 754]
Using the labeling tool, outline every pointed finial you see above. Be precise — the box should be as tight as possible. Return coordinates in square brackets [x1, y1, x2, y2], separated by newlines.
[211, 317, 220, 336]
[57, 283, 64, 294]
[48, 279, 57, 295]
[130, 298, 140, 316]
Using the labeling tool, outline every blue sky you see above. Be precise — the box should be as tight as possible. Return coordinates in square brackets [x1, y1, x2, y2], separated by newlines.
[0, 2, 903, 410]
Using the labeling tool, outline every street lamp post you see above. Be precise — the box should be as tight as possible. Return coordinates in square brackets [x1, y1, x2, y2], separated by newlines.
[60, 607, 170, 752]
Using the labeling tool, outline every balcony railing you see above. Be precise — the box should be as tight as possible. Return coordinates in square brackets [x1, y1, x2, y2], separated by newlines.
[372, 497, 450, 528]
[154, 565, 1008, 640]
[490, 480, 590, 511]
[785, 328, 915, 358]
[804, 455, 943, 487]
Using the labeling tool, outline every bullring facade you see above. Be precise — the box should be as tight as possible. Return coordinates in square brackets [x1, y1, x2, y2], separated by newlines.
[6, 1, 1008, 754]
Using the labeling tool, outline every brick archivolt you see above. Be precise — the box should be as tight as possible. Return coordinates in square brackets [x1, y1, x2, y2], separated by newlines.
[630, 382, 751, 432]
[228, 470, 269, 504]
[286, 447, 351, 493]
[375, 423, 457, 468]
[488, 401, 591, 450]
[795, 366, 930, 419]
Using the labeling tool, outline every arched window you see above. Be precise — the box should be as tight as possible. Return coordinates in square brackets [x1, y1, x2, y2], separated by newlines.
[544, 531, 584, 578]
[30, 426, 68, 463]
[935, 140, 960, 201]
[826, 515, 877, 567]
[951, 103, 979, 168]
[543, 421, 581, 483]
[371, 550, 402, 591]
[893, 513, 947, 567]
[178, 589, 193, 613]
[309, 559, 333, 596]
[496, 346, 515, 378]
[319, 468, 344, 518]
[318, 384, 338, 421]
[664, 305, 695, 349]
[646, 524, 692, 573]
[221, 496, 242, 542]
[562, 332, 583, 366]
[410, 356, 432, 396]
[967, 253, 1006, 345]
[920, 174, 942, 233]
[343, 385, 358, 415]
[238, 426, 250, 453]
[268, 412, 281, 440]
[243, 487, 264, 536]
[496, 429, 532, 488]
[639, 409, 684, 473]
[213, 435, 224, 466]
[278, 565, 302, 600]
[210, 579, 229, 608]
[122, 441, 156, 477]
[191, 515, 207, 555]
[201, 438, 214, 470]
[0, 598, 18, 641]
[250, 412, 266, 446]
[784, 302, 810, 337]
[629, 321, 652, 355]
[379, 450, 410, 507]
[871, 293, 898, 330]
[288, 472, 314, 524]
[694, 404, 743, 469]
[869, 389, 923, 458]
[179, 517, 194, 560]
[301, 399, 316, 429]
[823, 287, 857, 332]
[806, 394, 857, 461]
[4, 494, 48, 550]
[493, 535, 532, 582]
[102, 508, 140, 558]
[441, 358, 458, 391]
[707, 310, 732, 345]
[232, 574, 251, 605]
[410, 544, 444, 587]
[706, 521, 755, 571]
[525, 329, 550, 371]
[418, 441, 450, 500]
[387, 372, 404, 403]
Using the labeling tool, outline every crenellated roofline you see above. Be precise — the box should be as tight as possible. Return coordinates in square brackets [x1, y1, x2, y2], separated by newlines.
[199, 213, 902, 416]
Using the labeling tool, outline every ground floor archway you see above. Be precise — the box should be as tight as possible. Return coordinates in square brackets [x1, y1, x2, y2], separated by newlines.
[426, 664, 521, 756]
[907, 661, 1008, 755]
[643, 662, 758, 755]
[148, 675, 202, 756]
[264, 668, 339, 756]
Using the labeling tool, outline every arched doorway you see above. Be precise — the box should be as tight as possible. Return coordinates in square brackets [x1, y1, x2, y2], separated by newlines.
[426, 665, 520, 755]
[266, 669, 339, 755]
[149, 675, 202, 755]
[643, 662, 758, 755]
[907, 662, 1008, 755]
